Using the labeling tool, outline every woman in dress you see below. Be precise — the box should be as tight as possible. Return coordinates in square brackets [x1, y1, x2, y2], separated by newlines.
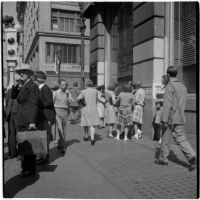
[105, 85, 117, 138]
[77, 80, 100, 145]
[97, 85, 106, 128]
[132, 82, 145, 140]
[115, 83, 134, 141]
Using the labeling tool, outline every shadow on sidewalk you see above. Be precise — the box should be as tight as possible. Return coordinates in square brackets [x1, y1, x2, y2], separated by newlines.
[154, 148, 189, 168]
[94, 133, 103, 142]
[4, 173, 40, 198]
[65, 139, 80, 149]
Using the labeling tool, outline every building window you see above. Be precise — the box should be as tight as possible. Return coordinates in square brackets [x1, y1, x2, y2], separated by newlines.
[51, 9, 81, 33]
[45, 43, 80, 64]
[117, 2, 133, 82]
[173, 2, 197, 94]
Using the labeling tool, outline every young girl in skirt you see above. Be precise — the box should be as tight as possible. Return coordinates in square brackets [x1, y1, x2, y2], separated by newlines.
[152, 100, 163, 147]
[115, 84, 134, 141]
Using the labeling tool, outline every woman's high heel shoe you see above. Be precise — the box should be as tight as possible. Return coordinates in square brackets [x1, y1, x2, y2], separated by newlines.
[91, 140, 95, 145]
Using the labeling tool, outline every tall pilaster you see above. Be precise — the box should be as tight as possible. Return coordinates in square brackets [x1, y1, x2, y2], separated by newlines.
[132, 2, 165, 136]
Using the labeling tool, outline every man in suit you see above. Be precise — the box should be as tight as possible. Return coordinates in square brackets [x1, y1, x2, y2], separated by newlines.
[5, 74, 22, 159]
[155, 66, 196, 171]
[34, 71, 56, 164]
[12, 67, 40, 177]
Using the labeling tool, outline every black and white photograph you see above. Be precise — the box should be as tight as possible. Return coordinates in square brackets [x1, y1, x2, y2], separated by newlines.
[2, 1, 198, 198]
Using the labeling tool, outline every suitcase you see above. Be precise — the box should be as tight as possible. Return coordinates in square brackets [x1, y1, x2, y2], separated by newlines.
[17, 130, 48, 157]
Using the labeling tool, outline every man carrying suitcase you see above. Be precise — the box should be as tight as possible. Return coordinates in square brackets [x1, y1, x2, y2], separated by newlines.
[13, 66, 40, 177]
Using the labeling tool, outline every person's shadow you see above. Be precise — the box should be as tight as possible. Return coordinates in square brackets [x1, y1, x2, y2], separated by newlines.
[4, 141, 40, 198]
[154, 148, 189, 168]
[4, 139, 80, 197]
[94, 133, 103, 142]
[37, 139, 80, 170]
[4, 173, 40, 198]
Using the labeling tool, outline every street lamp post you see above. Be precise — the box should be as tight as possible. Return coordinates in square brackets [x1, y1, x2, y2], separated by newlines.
[3, 16, 18, 89]
[79, 3, 86, 89]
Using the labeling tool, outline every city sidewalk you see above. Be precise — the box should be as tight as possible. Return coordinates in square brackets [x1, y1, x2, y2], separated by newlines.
[3, 124, 197, 198]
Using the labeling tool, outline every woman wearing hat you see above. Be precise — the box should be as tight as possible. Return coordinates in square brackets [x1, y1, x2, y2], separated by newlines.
[77, 80, 100, 145]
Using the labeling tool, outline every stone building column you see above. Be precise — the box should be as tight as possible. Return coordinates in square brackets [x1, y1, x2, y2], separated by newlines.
[132, 2, 165, 137]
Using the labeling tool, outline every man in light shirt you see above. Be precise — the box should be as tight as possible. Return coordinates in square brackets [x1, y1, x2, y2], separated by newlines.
[53, 79, 73, 154]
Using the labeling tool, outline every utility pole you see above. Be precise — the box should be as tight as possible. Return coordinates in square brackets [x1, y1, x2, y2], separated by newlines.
[56, 49, 62, 83]
[79, 3, 86, 89]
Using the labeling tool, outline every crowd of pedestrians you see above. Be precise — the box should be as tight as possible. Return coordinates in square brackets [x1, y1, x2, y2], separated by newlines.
[3, 65, 196, 178]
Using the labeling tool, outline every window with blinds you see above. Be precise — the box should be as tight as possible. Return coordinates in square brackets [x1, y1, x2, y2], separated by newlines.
[51, 9, 81, 33]
[46, 43, 80, 64]
[174, 2, 197, 94]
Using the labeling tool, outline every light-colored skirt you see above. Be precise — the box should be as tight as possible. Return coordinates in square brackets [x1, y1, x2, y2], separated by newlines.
[81, 106, 100, 127]
[105, 103, 116, 124]
[97, 102, 105, 118]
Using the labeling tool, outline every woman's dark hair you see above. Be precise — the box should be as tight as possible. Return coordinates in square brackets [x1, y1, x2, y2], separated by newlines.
[167, 66, 177, 77]
[97, 85, 105, 91]
[162, 75, 169, 85]
[85, 79, 93, 87]
[122, 83, 132, 93]
[107, 85, 115, 91]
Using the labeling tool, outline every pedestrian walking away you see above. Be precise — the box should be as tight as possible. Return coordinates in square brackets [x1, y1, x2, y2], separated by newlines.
[155, 66, 196, 171]
[77, 80, 100, 145]
[115, 83, 134, 141]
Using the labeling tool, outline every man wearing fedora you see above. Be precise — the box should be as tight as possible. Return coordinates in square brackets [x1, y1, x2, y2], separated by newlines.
[12, 66, 40, 177]
[34, 71, 56, 164]
[155, 66, 196, 171]
[5, 74, 23, 159]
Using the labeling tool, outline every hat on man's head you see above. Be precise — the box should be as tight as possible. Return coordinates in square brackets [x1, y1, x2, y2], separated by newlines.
[15, 64, 34, 77]
[34, 71, 46, 81]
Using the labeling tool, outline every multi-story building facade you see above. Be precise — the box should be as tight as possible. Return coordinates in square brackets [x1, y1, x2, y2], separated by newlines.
[83, 2, 197, 137]
[16, 1, 90, 88]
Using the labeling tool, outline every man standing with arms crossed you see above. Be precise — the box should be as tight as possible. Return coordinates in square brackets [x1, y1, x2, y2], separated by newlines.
[155, 66, 196, 171]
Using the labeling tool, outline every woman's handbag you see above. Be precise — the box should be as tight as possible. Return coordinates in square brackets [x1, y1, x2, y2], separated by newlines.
[78, 98, 86, 107]
[17, 130, 48, 157]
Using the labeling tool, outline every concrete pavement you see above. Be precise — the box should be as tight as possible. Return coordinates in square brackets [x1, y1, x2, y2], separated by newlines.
[3, 123, 197, 198]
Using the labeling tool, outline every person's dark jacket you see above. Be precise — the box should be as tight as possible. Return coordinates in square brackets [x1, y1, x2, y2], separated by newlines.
[6, 87, 19, 121]
[15, 79, 40, 127]
[39, 84, 56, 122]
